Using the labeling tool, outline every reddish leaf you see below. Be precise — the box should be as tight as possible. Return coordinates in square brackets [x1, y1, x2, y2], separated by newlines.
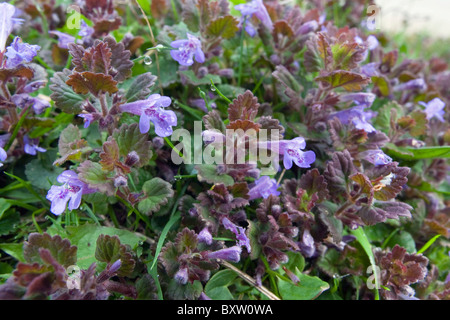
[228, 90, 260, 122]
[66, 72, 118, 96]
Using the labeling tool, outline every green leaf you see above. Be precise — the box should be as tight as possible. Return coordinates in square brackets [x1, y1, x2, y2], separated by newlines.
[122, 72, 157, 102]
[138, 178, 175, 215]
[384, 144, 450, 160]
[204, 269, 237, 300]
[95, 234, 136, 277]
[166, 279, 203, 300]
[206, 15, 239, 39]
[65, 224, 144, 269]
[351, 227, 380, 300]
[385, 231, 416, 253]
[179, 70, 222, 86]
[49, 69, 89, 113]
[277, 273, 329, 300]
[54, 124, 91, 166]
[0, 243, 25, 262]
[78, 160, 115, 195]
[25, 159, 64, 190]
[0, 209, 20, 236]
[0, 199, 11, 218]
[195, 164, 234, 186]
[112, 123, 153, 167]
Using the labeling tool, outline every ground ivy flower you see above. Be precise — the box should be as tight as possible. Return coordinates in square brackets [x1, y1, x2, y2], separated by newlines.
[48, 31, 76, 49]
[23, 135, 46, 155]
[206, 246, 242, 263]
[198, 227, 213, 245]
[170, 33, 205, 66]
[340, 92, 376, 108]
[46, 170, 96, 215]
[360, 149, 392, 166]
[279, 137, 316, 170]
[78, 20, 94, 38]
[222, 217, 251, 253]
[78, 114, 95, 128]
[5, 37, 40, 69]
[0, 147, 6, 168]
[248, 175, 280, 200]
[332, 105, 377, 133]
[120, 94, 177, 137]
[174, 267, 189, 285]
[235, 0, 273, 37]
[419, 97, 446, 122]
[393, 78, 427, 92]
[0, 3, 16, 52]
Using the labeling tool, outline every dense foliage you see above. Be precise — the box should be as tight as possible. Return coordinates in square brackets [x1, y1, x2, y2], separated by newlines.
[0, 0, 448, 300]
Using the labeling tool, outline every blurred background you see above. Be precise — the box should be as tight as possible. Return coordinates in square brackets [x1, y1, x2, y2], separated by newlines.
[377, 0, 450, 38]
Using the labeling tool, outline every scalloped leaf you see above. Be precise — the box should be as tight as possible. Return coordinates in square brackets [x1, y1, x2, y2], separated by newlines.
[95, 234, 136, 277]
[112, 123, 153, 168]
[315, 70, 370, 91]
[206, 15, 238, 39]
[228, 90, 260, 122]
[54, 124, 91, 166]
[78, 160, 115, 196]
[138, 178, 175, 215]
[66, 71, 118, 97]
[49, 69, 88, 113]
[23, 233, 77, 268]
[196, 164, 234, 186]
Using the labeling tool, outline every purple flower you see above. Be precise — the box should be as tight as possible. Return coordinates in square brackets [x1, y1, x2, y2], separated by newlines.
[170, 33, 205, 66]
[198, 227, 213, 245]
[31, 97, 50, 114]
[360, 149, 392, 166]
[109, 259, 122, 274]
[393, 78, 427, 92]
[340, 92, 376, 108]
[120, 94, 177, 137]
[189, 97, 217, 112]
[78, 20, 94, 38]
[297, 20, 319, 36]
[248, 175, 280, 200]
[11, 94, 49, 114]
[174, 267, 189, 285]
[279, 137, 316, 170]
[23, 80, 47, 93]
[48, 30, 76, 49]
[361, 62, 379, 77]
[0, 3, 16, 52]
[299, 229, 315, 258]
[0, 147, 6, 167]
[46, 170, 96, 215]
[419, 97, 446, 122]
[78, 114, 94, 128]
[207, 246, 242, 263]
[222, 217, 251, 253]
[235, 0, 273, 37]
[23, 135, 46, 155]
[332, 106, 377, 133]
[5, 37, 40, 69]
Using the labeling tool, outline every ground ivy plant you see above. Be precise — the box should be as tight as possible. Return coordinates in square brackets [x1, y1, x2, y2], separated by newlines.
[0, 0, 448, 301]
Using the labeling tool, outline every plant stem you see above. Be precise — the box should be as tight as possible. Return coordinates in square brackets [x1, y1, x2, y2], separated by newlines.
[237, 20, 246, 87]
[221, 260, 280, 300]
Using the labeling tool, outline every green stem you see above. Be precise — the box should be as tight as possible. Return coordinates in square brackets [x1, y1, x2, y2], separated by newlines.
[237, 19, 246, 87]
[210, 79, 231, 104]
